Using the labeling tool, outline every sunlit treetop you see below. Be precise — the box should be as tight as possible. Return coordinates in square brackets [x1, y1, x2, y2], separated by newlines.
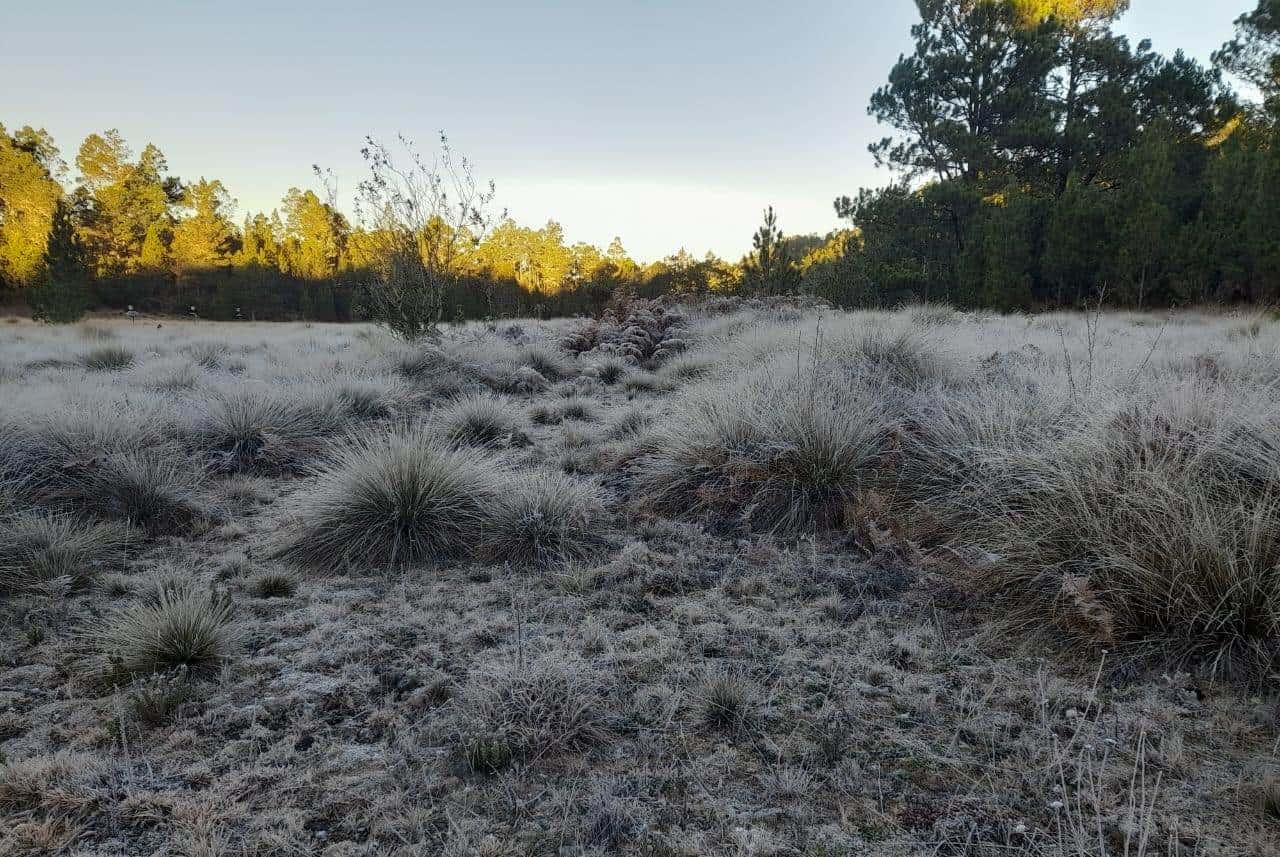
[1009, 0, 1129, 27]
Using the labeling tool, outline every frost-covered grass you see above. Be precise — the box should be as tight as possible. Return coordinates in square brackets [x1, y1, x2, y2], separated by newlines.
[1, 305, 1278, 855]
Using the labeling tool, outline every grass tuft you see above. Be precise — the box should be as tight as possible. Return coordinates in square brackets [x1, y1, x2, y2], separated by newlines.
[0, 513, 132, 593]
[453, 655, 609, 765]
[247, 569, 298, 598]
[436, 393, 527, 449]
[634, 368, 896, 533]
[483, 470, 609, 566]
[277, 427, 501, 571]
[78, 345, 135, 371]
[94, 578, 237, 683]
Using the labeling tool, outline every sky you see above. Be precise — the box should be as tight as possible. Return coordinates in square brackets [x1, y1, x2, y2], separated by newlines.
[0, 1, 1249, 262]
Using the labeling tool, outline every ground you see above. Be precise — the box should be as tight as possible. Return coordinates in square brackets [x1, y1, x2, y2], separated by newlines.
[0, 301, 1277, 856]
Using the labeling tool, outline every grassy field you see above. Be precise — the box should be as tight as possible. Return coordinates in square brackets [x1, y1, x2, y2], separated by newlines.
[1, 300, 1278, 855]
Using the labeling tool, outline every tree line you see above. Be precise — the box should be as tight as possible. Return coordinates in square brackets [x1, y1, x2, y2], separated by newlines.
[0, 125, 751, 321]
[808, 0, 1280, 310]
[2, 1, 1279, 321]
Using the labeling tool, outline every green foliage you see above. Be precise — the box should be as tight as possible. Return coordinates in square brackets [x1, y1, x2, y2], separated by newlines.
[742, 206, 798, 295]
[0, 124, 63, 288]
[1215, 1, 1280, 117]
[27, 200, 90, 323]
[827, 0, 1264, 311]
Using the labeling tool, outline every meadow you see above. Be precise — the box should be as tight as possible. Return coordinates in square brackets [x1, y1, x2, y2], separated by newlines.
[1, 299, 1279, 855]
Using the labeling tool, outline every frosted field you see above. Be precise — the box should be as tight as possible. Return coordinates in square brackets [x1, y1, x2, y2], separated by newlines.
[1, 301, 1278, 855]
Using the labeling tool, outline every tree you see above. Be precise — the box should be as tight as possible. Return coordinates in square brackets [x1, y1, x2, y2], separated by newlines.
[1215, 0, 1280, 117]
[0, 124, 64, 289]
[170, 178, 239, 275]
[280, 188, 347, 280]
[28, 198, 89, 323]
[73, 130, 179, 277]
[742, 206, 797, 295]
[351, 133, 498, 340]
[869, 1, 1058, 189]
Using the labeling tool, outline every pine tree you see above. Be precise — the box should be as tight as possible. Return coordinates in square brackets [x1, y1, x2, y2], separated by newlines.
[742, 206, 797, 295]
[28, 199, 90, 323]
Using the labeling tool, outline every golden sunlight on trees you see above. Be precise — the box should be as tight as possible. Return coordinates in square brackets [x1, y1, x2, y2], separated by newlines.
[0, 124, 64, 287]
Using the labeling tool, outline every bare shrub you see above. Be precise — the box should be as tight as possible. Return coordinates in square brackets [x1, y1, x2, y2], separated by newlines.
[349, 134, 499, 340]
[277, 427, 502, 571]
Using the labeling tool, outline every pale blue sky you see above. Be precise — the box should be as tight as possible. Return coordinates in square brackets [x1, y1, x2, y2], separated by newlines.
[1, 1, 1247, 260]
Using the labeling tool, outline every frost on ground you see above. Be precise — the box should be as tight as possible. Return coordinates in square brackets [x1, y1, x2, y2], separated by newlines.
[0, 301, 1278, 855]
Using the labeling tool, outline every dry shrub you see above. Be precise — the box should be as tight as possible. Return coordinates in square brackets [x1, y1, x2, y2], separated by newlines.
[93, 577, 237, 683]
[0, 512, 132, 593]
[482, 470, 609, 566]
[453, 655, 610, 767]
[277, 427, 502, 571]
[560, 299, 686, 364]
[633, 367, 896, 533]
